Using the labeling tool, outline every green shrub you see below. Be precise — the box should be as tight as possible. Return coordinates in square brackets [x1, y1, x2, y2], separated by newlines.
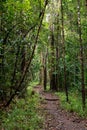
[1, 93, 43, 130]
[56, 91, 87, 118]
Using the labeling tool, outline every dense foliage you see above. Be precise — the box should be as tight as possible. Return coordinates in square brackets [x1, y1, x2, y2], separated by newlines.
[0, 0, 47, 106]
[39, 0, 87, 110]
[0, 0, 87, 122]
[0, 87, 42, 130]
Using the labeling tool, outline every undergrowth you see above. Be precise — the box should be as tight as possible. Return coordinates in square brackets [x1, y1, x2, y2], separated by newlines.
[0, 85, 43, 130]
[56, 90, 87, 118]
[29, 81, 39, 88]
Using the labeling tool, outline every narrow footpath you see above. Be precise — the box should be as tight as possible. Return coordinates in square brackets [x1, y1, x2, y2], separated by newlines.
[34, 85, 87, 130]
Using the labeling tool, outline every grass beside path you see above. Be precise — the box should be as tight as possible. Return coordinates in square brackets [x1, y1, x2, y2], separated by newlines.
[0, 84, 43, 130]
[55, 90, 87, 118]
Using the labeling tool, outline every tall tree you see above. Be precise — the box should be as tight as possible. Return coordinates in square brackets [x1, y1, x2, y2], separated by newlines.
[61, 0, 68, 102]
[5, 0, 48, 107]
[77, 0, 85, 109]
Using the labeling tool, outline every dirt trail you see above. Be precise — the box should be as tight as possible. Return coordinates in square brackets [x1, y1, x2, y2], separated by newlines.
[34, 85, 87, 130]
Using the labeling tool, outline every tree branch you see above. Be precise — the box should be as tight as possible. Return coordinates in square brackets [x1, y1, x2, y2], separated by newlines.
[4, 0, 49, 107]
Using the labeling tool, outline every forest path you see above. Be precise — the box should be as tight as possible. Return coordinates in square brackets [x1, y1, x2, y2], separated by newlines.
[34, 85, 87, 130]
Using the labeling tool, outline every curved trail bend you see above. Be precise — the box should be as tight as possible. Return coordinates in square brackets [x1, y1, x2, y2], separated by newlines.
[34, 85, 87, 130]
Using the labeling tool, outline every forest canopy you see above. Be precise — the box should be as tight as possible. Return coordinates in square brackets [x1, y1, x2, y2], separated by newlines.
[0, 0, 87, 110]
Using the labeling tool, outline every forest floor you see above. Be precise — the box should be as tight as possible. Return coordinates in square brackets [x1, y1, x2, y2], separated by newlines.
[34, 85, 87, 130]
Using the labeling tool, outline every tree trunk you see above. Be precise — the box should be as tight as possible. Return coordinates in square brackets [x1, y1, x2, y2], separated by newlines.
[43, 49, 48, 90]
[77, 0, 85, 109]
[10, 45, 20, 95]
[4, 0, 48, 107]
[61, 0, 68, 102]
[50, 30, 58, 91]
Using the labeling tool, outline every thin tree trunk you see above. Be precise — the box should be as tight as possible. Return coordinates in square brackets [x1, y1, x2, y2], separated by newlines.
[50, 30, 58, 91]
[5, 0, 48, 107]
[21, 47, 26, 73]
[40, 50, 47, 90]
[61, 0, 68, 102]
[39, 52, 44, 85]
[43, 49, 48, 90]
[56, 14, 60, 91]
[43, 65, 47, 90]
[77, 0, 85, 109]
[10, 45, 20, 95]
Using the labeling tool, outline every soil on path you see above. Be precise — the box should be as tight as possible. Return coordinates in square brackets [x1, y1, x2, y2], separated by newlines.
[34, 85, 87, 130]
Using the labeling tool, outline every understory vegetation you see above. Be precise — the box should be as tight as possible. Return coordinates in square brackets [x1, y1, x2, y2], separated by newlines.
[0, 0, 87, 128]
[0, 84, 43, 130]
[56, 90, 87, 117]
